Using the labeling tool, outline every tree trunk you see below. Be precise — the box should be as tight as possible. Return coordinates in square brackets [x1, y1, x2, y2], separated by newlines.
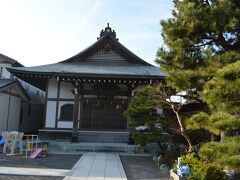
[172, 105, 194, 152]
[220, 132, 226, 142]
[211, 134, 215, 141]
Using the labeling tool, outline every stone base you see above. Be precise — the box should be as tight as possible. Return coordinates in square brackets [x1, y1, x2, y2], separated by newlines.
[47, 140, 139, 154]
[39, 129, 72, 140]
[39, 129, 130, 143]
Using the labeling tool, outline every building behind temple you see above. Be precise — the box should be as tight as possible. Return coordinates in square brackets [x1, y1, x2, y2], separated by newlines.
[0, 53, 44, 133]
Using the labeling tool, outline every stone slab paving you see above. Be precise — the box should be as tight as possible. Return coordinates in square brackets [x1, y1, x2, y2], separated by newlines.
[64, 152, 127, 180]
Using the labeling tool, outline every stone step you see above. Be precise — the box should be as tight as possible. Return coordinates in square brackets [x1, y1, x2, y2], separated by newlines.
[78, 131, 129, 143]
[48, 141, 138, 154]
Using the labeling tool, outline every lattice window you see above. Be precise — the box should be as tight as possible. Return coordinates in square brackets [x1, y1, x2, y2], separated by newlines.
[87, 48, 125, 61]
[59, 104, 73, 121]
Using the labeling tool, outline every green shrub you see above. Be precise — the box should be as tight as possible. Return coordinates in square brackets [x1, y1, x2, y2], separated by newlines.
[174, 153, 227, 180]
[201, 166, 227, 180]
[158, 147, 182, 166]
[199, 136, 240, 172]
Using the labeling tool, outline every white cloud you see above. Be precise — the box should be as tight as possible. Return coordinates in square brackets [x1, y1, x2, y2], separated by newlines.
[75, 0, 102, 32]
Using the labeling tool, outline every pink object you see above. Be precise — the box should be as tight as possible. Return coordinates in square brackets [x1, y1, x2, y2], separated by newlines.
[29, 148, 42, 159]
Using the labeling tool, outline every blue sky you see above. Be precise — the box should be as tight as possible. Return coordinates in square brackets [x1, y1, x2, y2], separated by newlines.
[0, 0, 173, 66]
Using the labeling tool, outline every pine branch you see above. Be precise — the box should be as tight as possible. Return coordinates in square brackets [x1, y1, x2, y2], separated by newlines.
[193, 40, 215, 48]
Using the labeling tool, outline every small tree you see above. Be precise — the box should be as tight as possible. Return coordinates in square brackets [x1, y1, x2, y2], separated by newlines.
[125, 84, 194, 152]
[124, 86, 169, 147]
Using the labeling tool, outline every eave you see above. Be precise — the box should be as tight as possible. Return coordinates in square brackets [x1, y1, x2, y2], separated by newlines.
[7, 67, 165, 91]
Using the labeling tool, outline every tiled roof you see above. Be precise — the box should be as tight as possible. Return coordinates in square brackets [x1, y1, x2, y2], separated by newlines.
[8, 62, 164, 78]
[0, 79, 16, 88]
[0, 53, 24, 67]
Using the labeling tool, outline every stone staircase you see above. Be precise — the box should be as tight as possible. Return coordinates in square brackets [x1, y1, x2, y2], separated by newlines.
[48, 141, 138, 154]
[78, 131, 130, 143]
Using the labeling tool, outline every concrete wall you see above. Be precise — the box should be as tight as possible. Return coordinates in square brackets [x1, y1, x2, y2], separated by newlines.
[8, 95, 21, 131]
[0, 93, 10, 131]
[0, 92, 21, 132]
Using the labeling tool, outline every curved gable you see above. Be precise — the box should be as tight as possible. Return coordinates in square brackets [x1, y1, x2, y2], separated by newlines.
[61, 25, 152, 66]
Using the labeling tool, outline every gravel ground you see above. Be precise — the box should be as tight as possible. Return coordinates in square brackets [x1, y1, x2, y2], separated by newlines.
[0, 154, 82, 180]
[120, 155, 170, 180]
[0, 175, 63, 180]
[0, 154, 81, 169]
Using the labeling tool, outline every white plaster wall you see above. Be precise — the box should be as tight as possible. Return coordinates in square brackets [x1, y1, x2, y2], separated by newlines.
[7, 96, 21, 131]
[57, 121, 73, 129]
[59, 82, 74, 99]
[0, 93, 9, 132]
[0, 63, 12, 78]
[47, 78, 58, 98]
[45, 101, 56, 128]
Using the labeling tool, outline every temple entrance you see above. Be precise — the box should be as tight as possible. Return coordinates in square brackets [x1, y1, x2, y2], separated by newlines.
[81, 98, 127, 130]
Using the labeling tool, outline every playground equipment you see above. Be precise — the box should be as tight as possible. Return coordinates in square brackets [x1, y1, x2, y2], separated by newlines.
[22, 134, 47, 158]
[0, 136, 5, 145]
[1, 131, 47, 159]
[2, 131, 23, 154]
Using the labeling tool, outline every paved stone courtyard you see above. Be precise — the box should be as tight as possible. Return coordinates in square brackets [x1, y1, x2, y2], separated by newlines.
[0, 153, 169, 180]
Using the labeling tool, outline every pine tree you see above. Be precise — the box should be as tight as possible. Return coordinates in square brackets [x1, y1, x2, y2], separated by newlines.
[157, 0, 240, 101]
[187, 61, 240, 140]
[186, 61, 240, 171]
[124, 86, 170, 147]
[156, 0, 240, 172]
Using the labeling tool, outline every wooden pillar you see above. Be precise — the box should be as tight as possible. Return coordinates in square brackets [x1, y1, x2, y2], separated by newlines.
[78, 95, 83, 129]
[71, 88, 80, 142]
[127, 86, 135, 144]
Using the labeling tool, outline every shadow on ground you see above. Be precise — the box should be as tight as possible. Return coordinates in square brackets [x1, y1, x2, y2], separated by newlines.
[121, 155, 170, 180]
